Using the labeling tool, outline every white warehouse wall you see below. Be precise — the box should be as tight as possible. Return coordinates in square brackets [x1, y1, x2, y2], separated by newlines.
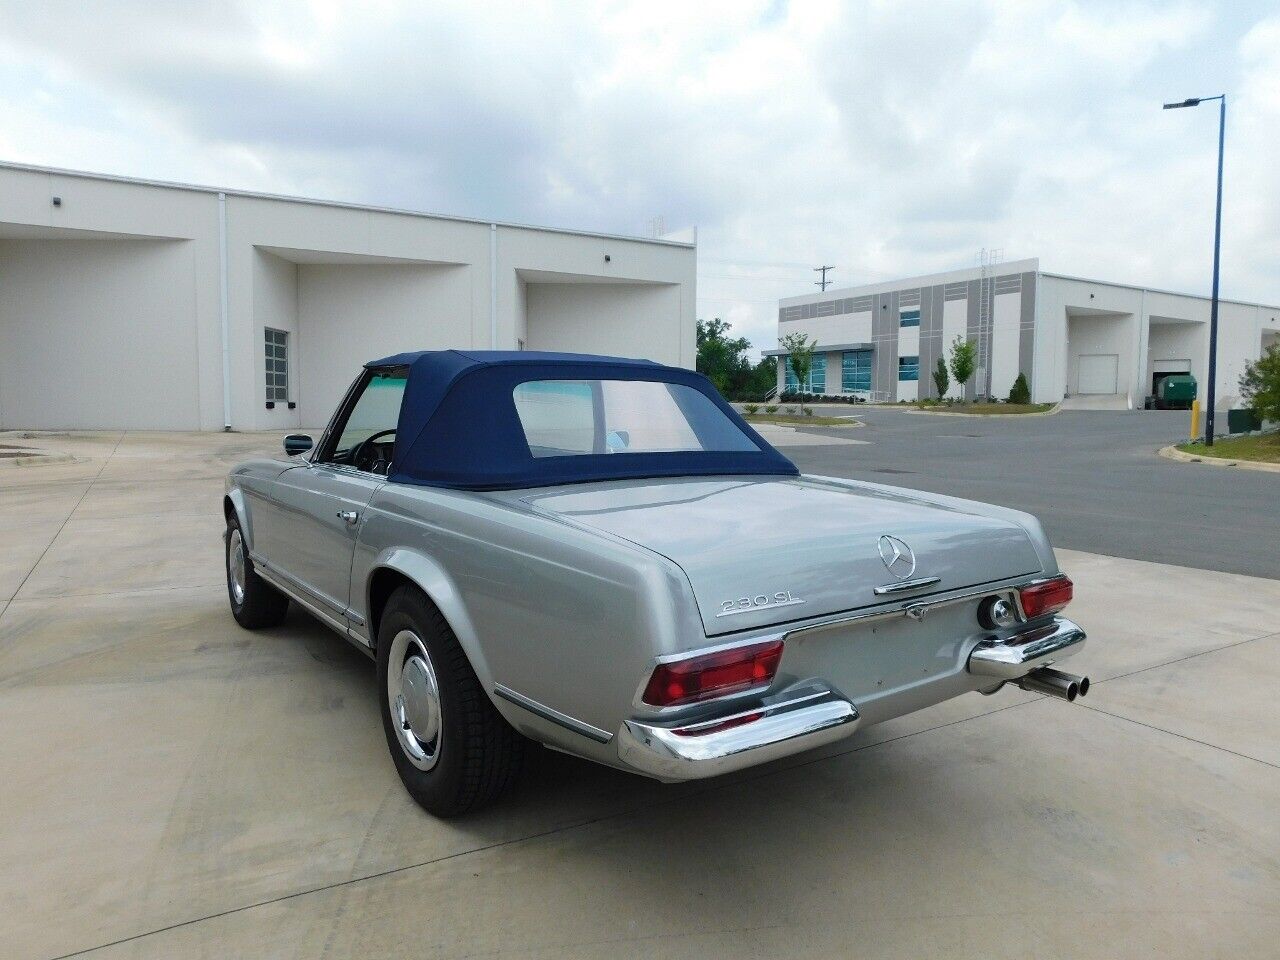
[0, 238, 202, 429]
[295, 261, 471, 425]
[524, 282, 683, 365]
[0, 162, 696, 431]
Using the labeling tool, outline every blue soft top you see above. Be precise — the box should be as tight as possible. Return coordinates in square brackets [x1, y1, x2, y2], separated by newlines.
[364, 350, 798, 490]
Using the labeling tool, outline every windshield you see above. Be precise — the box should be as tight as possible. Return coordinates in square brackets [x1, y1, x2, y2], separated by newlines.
[512, 379, 758, 458]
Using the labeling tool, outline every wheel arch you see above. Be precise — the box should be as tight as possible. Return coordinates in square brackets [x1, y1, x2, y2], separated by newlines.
[364, 549, 496, 693]
[223, 488, 250, 544]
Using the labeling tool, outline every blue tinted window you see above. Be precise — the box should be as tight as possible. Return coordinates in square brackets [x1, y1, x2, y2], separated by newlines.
[898, 356, 920, 381]
[899, 309, 920, 328]
[841, 350, 872, 392]
[784, 357, 826, 394]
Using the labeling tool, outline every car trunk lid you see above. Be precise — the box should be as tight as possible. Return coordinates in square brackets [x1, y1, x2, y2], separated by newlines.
[522, 476, 1043, 636]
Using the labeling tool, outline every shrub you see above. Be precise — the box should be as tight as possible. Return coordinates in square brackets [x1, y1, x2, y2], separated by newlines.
[1007, 373, 1031, 405]
[1240, 343, 1280, 425]
[803, 407, 814, 416]
[784, 406, 797, 415]
[932, 357, 949, 398]
[765, 404, 779, 414]
[743, 403, 759, 415]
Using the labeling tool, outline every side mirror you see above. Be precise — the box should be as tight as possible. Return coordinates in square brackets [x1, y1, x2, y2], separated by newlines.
[284, 434, 313, 456]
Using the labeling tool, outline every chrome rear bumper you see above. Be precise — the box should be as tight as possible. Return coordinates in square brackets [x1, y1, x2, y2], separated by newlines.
[617, 688, 860, 781]
[967, 617, 1086, 680]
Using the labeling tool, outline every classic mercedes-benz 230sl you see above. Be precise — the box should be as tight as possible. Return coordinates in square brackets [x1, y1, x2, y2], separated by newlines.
[224, 350, 1088, 816]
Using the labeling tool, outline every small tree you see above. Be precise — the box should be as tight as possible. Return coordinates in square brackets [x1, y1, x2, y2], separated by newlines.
[932, 357, 950, 399]
[779, 332, 818, 409]
[1239, 342, 1280, 427]
[1007, 372, 1031, 405]
[948, 336, 976, 398]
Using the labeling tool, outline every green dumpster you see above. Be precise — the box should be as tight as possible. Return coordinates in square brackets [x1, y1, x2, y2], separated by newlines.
[1156, 374, 1196, 410]
[1227, 408, 1262, 434]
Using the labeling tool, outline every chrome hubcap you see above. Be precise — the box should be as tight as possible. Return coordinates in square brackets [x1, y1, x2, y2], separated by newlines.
[228, 528, 246, 605]
[387, 630, 442, 771]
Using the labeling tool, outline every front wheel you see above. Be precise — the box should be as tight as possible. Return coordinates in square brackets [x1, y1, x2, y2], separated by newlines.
[225, 515, 289, 629]
[377, 586, 524, 817]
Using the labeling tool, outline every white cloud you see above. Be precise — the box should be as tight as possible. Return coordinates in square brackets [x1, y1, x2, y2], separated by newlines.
[0, 0, 1273, 358]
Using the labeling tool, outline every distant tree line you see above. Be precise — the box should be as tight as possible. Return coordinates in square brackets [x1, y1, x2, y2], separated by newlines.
[696, 318, 778, 400]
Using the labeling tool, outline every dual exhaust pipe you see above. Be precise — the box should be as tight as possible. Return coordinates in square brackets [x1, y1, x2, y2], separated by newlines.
[1015, 666, 1090, 702]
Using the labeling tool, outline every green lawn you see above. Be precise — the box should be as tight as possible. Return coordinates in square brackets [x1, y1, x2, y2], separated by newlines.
[913, 402, 1054, 415]
[744, 414, 862, 427]
[1175, 433, 1280, 463]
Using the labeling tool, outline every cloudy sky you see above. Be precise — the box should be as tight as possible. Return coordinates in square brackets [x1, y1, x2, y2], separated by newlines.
[2, 0, 1276, 357]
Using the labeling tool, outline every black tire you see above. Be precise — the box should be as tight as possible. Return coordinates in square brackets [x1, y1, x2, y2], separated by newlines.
[377, 585, 524, 817]
[225, 514, 290, 629]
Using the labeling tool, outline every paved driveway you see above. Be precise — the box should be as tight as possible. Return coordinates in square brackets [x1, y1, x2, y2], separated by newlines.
[786, 408, 1280, 579]
[2, 431, 1278, 959]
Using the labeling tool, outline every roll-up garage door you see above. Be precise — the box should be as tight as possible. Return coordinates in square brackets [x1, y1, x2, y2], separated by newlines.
[1078, 354, 1119, 395]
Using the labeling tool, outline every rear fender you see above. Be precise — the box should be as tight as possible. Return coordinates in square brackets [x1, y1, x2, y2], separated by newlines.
[363, 547, 495, 693]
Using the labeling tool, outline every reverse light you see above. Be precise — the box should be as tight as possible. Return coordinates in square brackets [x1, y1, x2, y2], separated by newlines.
[1019, 576, 1073, 619]
[642, 640, 783, 707]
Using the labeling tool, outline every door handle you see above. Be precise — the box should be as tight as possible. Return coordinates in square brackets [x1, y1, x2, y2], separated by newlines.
[337, 510, 360, 525]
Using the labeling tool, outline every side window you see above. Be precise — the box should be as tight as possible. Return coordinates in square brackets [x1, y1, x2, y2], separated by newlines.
[265, 328, 289, 403]
[321, 368, 408, 474]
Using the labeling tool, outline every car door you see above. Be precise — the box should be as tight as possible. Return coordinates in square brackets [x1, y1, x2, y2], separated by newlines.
[267, 367, 408, 623]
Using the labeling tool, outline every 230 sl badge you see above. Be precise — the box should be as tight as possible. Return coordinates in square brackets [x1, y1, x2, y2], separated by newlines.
[717, 590, 806, 618]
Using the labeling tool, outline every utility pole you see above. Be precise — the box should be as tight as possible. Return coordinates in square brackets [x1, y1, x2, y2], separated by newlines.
[814, 265, 835, 291]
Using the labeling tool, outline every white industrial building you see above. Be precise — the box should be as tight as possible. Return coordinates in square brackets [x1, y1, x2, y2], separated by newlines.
[0, 162, 696, 431]
[772, 258, 1280, 410]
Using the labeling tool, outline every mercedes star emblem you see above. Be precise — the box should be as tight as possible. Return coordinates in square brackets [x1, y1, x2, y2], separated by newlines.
[877, 535, 916, 580]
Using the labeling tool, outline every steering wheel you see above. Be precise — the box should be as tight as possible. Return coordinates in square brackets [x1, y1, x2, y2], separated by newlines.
[350, 429, 397, 474]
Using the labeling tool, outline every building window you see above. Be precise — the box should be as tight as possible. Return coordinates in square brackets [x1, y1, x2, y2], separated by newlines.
[899, 309, 921, 328]
[265, 328, 289, 402]
[898, 355, 919, 381]
[784, 356, 826, 394]
[841, 350, 872, 392]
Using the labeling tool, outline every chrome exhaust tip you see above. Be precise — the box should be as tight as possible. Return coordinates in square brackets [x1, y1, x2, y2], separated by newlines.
[1015, 666, 1089, 702]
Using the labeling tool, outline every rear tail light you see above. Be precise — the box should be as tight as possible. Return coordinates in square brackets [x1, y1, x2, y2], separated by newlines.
[642, 640, 783, 707]
[1019, 576, 1073, 619]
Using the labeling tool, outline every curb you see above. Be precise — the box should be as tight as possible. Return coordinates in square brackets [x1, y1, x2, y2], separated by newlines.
[897, 402, 1062, 419]
[744, 418, 864, 429]
[1158, 444, 1280, 474]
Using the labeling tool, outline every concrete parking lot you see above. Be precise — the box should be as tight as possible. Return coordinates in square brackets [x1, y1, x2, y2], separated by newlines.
[3, 429, 1279, 959]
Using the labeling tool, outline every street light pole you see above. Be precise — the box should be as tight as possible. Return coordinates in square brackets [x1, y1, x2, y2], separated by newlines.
[1163, 94, 1225, 446]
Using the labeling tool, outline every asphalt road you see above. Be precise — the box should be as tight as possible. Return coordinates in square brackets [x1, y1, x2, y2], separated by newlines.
[786, 408, 1280, 580]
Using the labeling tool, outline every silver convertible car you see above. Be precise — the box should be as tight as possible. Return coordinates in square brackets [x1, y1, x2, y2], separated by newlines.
[224, 350, 1088, 816]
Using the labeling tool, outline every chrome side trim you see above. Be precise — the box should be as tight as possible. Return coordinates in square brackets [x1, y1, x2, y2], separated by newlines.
[251, 553, 346, 615]
[251, 559, 374, 656]
[618, 690, 860, 781]
[493, 684, 613, 744]
[967, 617, 1086, 680]
[873, 576, 942, 595]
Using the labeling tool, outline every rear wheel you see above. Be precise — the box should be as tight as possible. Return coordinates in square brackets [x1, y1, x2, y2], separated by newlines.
[377, 585, 524, 817]
[225, 515, 289, 629]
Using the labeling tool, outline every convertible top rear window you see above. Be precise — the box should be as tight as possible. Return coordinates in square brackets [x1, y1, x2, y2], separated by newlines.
[359, 350, 798, 490]
[513, 380, 758, 458]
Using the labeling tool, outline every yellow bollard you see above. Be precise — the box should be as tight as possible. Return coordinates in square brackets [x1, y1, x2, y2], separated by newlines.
[1189, 399, 1201, 441]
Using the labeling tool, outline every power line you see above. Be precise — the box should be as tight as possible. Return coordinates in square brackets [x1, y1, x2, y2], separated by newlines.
[814, 265, 835, 291]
